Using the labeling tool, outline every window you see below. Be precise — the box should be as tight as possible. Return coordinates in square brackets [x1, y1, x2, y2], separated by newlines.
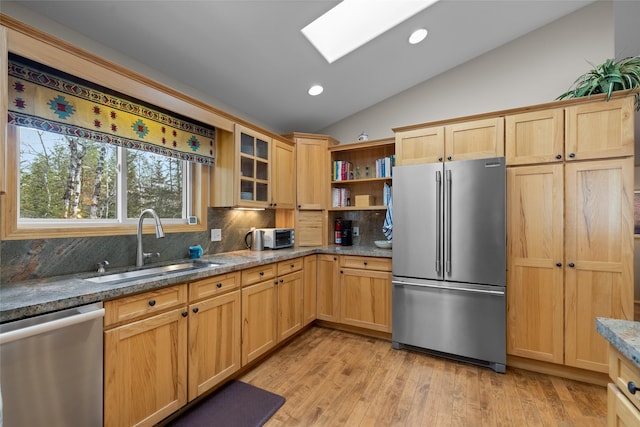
[18, 127, 188, 223]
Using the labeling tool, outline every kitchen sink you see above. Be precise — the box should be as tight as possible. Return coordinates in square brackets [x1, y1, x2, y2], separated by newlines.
[85, 261, 222, 285]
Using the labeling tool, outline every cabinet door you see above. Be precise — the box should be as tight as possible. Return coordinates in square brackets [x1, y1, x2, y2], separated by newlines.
[565, 97, 634, 161]
[395, 126, 444, 165]
[444, 118, 504, 162]
[303, 255, 317, 325]
[187, 290, 241, 401]
[505, 108, 564, 165]
[317, 254, 340, 321]
[237, 124, 271, 207]
[296, 137, 327, 209]
[272, 138, 295, 209]
[295, 210, 325, 246]
[104, 307, 188, 427]
[241, 280, 277, 365]
[506, 165, 564, 363]
[565, 158, 634, 372]
[339, 267, 392, 332]
[277, 270, 304, 341]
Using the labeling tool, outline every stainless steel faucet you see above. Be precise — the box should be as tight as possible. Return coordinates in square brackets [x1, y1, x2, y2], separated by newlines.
[136, 208, 165, 267]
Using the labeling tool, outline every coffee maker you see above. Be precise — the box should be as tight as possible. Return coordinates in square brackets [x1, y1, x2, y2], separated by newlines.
[341, 219, 353, 246]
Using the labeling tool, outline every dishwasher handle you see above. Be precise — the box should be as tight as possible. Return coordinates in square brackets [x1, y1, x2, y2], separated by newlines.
[0, 307, 105, 345]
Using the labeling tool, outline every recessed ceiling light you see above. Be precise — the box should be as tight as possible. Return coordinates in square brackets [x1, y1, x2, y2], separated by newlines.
[308, 85, 324, 96]
[301, 0, 439, 64]
[409, 28, 428, 45]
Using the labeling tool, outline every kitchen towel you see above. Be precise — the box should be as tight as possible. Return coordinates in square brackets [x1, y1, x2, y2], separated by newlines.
[383, 187, 392, 240]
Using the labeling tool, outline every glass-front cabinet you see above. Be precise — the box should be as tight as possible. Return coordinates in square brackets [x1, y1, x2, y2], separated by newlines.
[239, 128, 270, 205]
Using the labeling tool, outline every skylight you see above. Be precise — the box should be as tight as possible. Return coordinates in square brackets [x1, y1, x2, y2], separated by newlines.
[301, 0, 438, 64]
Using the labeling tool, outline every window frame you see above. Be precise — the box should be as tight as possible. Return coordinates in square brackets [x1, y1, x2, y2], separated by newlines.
[0, 20, 232, 239]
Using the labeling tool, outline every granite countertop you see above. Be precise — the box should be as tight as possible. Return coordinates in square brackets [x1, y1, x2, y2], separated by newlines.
[0, 245, 392, 323]
[596, 317, 640, 369]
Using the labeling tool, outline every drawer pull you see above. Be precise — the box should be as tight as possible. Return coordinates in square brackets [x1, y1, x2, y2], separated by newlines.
[363, 262, 368, 266]
[148, 299, 156, 307]
[192, 307, 199, 314]
[216, 283, 222, 288]
[628, 381, 638, 395]
[259, 271, 264, 276]
[290, 264, 294, 268]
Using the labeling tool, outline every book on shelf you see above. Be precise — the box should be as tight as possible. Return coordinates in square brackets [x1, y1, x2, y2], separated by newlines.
[333, 160, 353, 181]
[375, 155, 395, 178]
[332, 187, 351, 207]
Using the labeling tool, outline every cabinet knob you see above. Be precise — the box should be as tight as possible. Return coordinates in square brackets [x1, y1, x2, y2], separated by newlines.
[216, 283, 222, 288]
[340, 270, 344, 274]
[628, 381, 638, 395]
[555, 154, 562, 160]
[279, 279, 284, 283]
[273, 203, 277, 207]
[438, 157, 443, 162]
[290, 264, 294, 268]
[363, 262, 368, 266]
[182, 311, 188, 317]
[333, 257, 337, 261]
[297, 205, 301, 208]
[447, 156, 452, 161]
[259, 271, 264, 276]
[568, 153, 575, 158]
[148, 299, 156, 307]
[192, 307, 199, 314]
[556, 262, 562, 267]
[568, 262, 575, 268]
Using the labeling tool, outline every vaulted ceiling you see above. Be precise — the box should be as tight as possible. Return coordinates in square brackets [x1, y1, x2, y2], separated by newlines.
[6, 0, 596, 133]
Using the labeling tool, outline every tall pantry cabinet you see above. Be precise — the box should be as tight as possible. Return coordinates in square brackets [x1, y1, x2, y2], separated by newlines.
[506, 96, 634, 374]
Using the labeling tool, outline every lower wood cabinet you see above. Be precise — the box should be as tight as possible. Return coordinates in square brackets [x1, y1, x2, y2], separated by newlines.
[187, 272, 241, 401]
[104, 286, 188, 427]
[339, 256, 392, 333]
[302, 255, 317, 325]
[607, 347, 640, 426]
[241, 258, 304, 366]
[316, 254, 340, 322]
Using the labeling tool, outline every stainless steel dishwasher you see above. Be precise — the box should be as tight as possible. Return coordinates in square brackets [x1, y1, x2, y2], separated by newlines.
[0, 302, 104, 427]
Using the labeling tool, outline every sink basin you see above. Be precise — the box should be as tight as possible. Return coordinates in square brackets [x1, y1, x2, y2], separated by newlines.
[85, 261, 222, 285]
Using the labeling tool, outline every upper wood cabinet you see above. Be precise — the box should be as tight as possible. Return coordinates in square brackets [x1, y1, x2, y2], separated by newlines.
[565, 96, 634, 161]
[505, 108, 565, 165]
[395, 118, 504, 165]
[506, 97, 634, 165]
[271, 137, 296, 209]
[289, 134, 331, 209]
[212, 125, 295, 209]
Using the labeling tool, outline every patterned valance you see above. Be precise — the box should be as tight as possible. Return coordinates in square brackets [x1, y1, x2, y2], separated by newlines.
[7, 54, 215, 165]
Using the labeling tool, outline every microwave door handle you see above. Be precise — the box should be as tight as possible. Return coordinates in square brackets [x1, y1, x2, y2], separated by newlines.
[435, 170, 442, 274]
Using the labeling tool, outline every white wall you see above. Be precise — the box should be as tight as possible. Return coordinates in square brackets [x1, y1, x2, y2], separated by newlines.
[320, 1, 615, 143]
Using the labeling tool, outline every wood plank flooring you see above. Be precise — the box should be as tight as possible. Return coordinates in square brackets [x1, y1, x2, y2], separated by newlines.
[240, 326, 607, 427]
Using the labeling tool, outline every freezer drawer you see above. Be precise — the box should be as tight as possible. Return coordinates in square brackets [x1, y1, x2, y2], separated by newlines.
[392, 278, 506, 373]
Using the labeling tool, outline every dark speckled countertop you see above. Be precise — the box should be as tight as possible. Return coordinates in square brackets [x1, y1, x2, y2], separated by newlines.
[596, 317, 640, 369]
[0, 245, 392, 323]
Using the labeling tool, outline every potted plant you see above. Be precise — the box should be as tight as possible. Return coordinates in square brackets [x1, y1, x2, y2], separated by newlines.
[556, 56, 640, 111]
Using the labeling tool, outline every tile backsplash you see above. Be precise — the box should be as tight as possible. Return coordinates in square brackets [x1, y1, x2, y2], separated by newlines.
[0, 208, 274, 283]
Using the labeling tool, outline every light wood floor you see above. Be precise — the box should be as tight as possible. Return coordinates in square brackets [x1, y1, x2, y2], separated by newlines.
[240, 326, 607, 427]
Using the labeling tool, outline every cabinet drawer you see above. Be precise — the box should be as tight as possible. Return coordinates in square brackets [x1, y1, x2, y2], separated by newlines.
[609, 347, 640, 412]
[104, 284, 187, 328]
[608, 383, 640, 426]
[277, 258, 303, 276]
[189, 272, 240, 301]
[341, 256, 391, 272]
[242, 263, 277, 286]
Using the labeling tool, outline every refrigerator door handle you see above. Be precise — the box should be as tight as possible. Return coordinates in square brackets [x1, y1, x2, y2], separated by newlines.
[392, 280, 505, 296]
[445, 169, 452, 274]
[435, 171, 442, 274]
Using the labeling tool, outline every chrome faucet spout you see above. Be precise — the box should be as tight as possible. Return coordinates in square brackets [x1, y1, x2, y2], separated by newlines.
[136, 209, 165, 267]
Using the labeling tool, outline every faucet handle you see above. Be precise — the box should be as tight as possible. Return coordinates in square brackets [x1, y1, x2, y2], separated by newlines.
[97, 260, 110, 273]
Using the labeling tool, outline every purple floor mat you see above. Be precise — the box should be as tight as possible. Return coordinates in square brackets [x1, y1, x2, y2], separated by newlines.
[167, 380, 285, 427]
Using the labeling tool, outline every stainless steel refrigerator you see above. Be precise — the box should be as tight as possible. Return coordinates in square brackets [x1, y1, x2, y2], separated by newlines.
[391, 157, 506, 373]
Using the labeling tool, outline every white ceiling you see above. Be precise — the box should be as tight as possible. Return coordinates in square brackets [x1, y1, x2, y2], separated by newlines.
[6, 0, 596, 134]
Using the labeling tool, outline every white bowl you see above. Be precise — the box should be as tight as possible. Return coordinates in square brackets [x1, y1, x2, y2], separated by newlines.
[374, 240, 392, 249]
